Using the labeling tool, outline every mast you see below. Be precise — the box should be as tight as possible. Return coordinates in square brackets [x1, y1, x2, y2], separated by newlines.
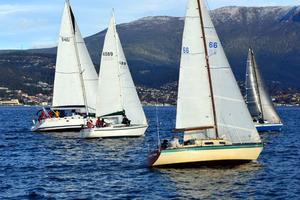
[112, 12, 124, 112]
[196, 0, 219, 138]
[67, 1, 89, 115]
[250, 49, 264, 120]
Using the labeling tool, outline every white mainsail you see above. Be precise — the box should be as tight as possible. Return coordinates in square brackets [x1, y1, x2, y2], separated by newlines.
[52, 1, 97, 113]
[176, 0, 215, 130]
[245, 49, 281, 124]
[177, 0, 261, 144]
[96, 14, 147, 125]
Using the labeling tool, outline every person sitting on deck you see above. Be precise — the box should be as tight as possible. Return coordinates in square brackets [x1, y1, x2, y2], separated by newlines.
[86, 119, 94, 128]
[121, 115, 131, 126]
[161, 140, 169, 150]
[258, 118, 264, 124]
[48, 111, 54, 118]
[169, 136, 181, 148]
[38, 111, 48, 122]
[55, 111, 60, 118]
[96, 117, 105, 127]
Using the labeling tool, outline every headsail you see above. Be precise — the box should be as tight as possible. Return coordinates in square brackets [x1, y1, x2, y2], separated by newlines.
[245, 48, 281, 123]
[116, 34, 147, 125]
[96, 13, 147, 125]
[75, 21, 98, 113]
[177, 0, 261, 144]
[52, 1, 97, 113]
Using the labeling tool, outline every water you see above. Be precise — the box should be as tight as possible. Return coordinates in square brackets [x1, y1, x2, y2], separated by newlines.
[0, 106, 299, 199]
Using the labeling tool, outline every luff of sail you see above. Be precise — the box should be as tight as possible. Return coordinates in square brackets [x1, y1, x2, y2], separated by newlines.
[52, 1, 97, 113]
[245, 48, 281, 124]
[96, 13, 147, 125]
[177, 0, 261, 144]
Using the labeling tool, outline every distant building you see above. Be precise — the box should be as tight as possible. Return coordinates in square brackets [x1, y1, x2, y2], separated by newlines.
[0, 99, 21, 106]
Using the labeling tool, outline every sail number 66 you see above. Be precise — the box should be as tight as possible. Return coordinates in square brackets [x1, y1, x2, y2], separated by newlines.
[183, 47, 190, 54]
[209, 42, 218, 49]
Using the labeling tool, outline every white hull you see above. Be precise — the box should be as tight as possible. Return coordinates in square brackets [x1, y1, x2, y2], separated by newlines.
[31, 115, 85, 132]
[80, 124, 147, 138]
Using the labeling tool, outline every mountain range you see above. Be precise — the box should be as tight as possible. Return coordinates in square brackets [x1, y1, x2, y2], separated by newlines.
[1, 6, 300, 95]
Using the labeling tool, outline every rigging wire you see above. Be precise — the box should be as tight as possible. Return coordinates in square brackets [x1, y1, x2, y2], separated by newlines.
[155, 98, 161, 149]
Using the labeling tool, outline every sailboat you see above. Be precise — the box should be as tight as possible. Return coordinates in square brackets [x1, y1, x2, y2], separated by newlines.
[245, 48, 283, 132]
[31, 0, 98, 132]
[80, 13, 148, 138]
[149, 0, 263, 167]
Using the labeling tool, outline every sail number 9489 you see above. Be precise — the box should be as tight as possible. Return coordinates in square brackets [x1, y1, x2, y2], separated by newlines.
[103, 52, 113, 56]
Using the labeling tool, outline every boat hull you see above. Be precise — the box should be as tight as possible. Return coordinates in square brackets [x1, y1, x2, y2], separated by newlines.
[80, 124, 148, 138]
[149, 143, 263, 167]
[255, 123, 283, 132]
[31, 116, 84, 132]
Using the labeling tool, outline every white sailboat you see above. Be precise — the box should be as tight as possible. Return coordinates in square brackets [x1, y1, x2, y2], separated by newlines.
[80, 13, 148, 138]
[245, 48, 283, 132]
[149, 0, 263, 167]
[31, 0, 98, 132]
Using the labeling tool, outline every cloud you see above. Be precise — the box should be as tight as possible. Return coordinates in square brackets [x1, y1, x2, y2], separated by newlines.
[0, 4, 31, 16]
[0, 4, 58, 17]
[17, 18, 53, 31]
[31, 41, 57, 49]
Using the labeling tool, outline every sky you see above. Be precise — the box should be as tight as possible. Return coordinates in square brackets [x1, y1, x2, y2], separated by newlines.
[1, 0, 300, 50]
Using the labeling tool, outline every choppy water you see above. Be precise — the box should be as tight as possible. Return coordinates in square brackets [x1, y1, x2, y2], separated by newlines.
[0, 106, 299, 199]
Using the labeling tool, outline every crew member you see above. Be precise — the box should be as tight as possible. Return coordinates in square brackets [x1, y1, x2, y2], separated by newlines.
[122, 115, 131, 126]
[55, 111, 60, 118]
[96, 117, 104, 127]
[86, 119, 94, 128]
